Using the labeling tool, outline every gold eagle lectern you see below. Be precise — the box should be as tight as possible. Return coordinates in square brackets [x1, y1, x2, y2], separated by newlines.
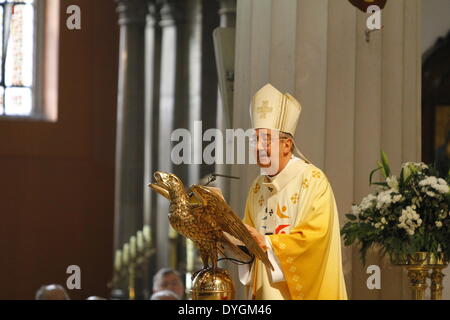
[149, 171, 273, 300]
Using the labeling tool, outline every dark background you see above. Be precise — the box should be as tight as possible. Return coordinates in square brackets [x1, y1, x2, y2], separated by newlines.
[0, 0, 119, 299]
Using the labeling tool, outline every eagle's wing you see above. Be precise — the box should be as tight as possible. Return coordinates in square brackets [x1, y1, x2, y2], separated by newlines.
[217, 232, 253, 263]
[191, 185, 274, 271]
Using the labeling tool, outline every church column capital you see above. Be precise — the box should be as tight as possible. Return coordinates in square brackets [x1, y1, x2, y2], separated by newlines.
[218, 0, 236, 27]
[116, 0, 150, 26]
[147, 0, 162, 24]
[159, 0, 200, 27]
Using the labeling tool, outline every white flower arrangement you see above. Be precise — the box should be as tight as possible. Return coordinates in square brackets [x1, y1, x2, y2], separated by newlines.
[342, 152, 450, 264]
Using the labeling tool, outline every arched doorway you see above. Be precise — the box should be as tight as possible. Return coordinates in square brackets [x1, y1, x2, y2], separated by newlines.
[422, 30, 450, 177]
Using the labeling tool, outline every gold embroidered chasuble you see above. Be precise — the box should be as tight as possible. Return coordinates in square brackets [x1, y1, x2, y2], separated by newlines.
[242, 158, 348, 300]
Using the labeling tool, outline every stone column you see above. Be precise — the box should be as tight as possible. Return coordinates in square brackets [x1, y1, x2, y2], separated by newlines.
[152, 0, 175, 272]
[214, 0, 236, 202]
[154, 0, 205, 273]
[214, 0, 238, 296]
[114, 0, 149, 253]
[199, 0, 220, 179]
[152, 0, 220, 277]
[143, 0, 162, 298]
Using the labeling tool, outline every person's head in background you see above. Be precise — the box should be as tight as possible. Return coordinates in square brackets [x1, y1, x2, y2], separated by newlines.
[86, 296, 107, 300]
[35, 284, 70, 300]
[150, 290, 180, 300]
[153, 268, 184, 299]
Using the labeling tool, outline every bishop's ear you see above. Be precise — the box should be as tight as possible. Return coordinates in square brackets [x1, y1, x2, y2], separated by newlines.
[283, 139, 293, 156]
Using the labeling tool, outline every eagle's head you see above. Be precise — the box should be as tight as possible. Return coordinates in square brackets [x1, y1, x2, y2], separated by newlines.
[148, 171, 185, 200]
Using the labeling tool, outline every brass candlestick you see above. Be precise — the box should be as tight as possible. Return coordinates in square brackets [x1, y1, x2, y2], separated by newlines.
[406, 252, 430, 300]
[122, 243, 136, 300]
[129, 236, 138, 300]
[393, 252, 447, 300]
[430, 267, 445, 300]
[428, 252, 447, 300]
[406, 266, 430, 300]
[109, 226, 156, 299]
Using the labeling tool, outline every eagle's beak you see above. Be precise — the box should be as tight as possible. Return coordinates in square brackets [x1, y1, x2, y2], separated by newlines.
[148, 172, 170, 200]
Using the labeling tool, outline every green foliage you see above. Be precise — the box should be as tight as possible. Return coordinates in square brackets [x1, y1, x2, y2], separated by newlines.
[369, 166, 382, 186]
[380, 151, 391, 178]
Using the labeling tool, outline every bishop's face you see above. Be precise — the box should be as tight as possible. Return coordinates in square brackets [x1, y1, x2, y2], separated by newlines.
[254, 128, 292, 175]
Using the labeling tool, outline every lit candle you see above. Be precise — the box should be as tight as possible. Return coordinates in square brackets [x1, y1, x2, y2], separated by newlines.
[130, 236, 137, 259]
[137, 231, 144, 253]
[143, 225, 151, 246]
[122, 243, 130, 265]
[114, 250, 122, 271]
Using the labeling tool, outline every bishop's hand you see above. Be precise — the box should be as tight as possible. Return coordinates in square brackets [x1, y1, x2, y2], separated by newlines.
[244, 224, 268, 252]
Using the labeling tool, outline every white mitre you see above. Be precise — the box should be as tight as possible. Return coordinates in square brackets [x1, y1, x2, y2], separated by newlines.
[250, 83, 310, 163]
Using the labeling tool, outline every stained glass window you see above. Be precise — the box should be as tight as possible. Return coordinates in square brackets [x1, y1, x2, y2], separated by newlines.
[0, 0, 35, 116]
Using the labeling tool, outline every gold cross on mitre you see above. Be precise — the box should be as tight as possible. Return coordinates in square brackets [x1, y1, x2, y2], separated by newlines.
[257, 100, 272, 119]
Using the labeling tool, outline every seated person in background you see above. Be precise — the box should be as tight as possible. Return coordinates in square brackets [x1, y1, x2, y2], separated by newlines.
[35, 284, 70, 300]
[150, 290, 180, 300]
[86, 296, 107, 300]
[152, 268, 184, 299]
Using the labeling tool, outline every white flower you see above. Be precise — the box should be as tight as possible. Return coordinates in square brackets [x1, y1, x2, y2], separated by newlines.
[387, 176, 399, 192]
[381, 217, 387, 224]
[398, 206, 421, 235]
[436, 221, 443, 228]
[360, 194, 376, 210]
[402, 162, 428, 176]
[419, 176, 438, 187]
[392, 194, 403, 203]
[414, 162, 429, 170]
[351, 205, 361, 215]
[433, 183, 449, 194]
[419, 176, 449, 194]
[403, 166, 411, 180]
[426, 190, 437, 198]
[376, 190, 395, 209]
